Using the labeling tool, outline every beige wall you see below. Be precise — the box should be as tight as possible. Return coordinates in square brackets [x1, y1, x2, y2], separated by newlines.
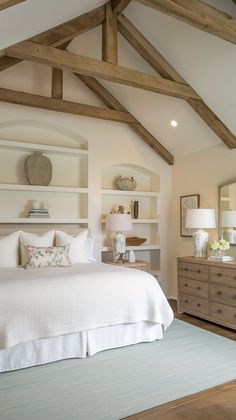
[168, 143, 236, 297]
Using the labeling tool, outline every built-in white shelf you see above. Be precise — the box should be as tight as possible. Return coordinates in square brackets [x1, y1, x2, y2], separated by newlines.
[0, 218, 88, 224]
[101, 218, 159, 224]
[101, 189, 159, 197]
[101, 245, 160, 252]
[0, 140, 88, 156]
[0, 184, 88, 193]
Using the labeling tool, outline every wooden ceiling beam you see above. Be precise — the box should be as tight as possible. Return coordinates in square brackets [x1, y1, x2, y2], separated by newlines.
[118, 14, 236, 148]
[136, 0, 236, 45]
[0, 87, 136, 123]
[0, 5, 105, 72]
[102, 2, 118, 64]
[0, 0, 25, 11]
[112, 0, 132, 14]
[51, 68, 63, 100]
[6, 41, 200, 100]
[76, 74, 174, 165]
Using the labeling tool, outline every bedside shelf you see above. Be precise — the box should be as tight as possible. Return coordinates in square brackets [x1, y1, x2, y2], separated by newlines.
[101, 189, 159, 197]
[0, 184, 88, 193]
[0, 218, 88, 224]
[101, 245, 160, 252]
[101, 218, 160, 224]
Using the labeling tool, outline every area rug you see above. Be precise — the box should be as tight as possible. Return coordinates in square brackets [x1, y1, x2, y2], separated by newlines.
[0, 319, 235, 420]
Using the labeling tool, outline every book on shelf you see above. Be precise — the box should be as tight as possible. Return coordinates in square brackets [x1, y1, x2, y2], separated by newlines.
[208, 255, 234, 262]
[28, 208, 50, 218]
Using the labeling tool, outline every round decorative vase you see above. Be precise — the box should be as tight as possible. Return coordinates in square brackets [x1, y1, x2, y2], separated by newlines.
[133, 201, 139, 219]
[116, 176, 137, 191]
[25, 152, 52, 186]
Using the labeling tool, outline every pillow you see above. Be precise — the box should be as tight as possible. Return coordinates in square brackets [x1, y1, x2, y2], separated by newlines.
[20, 230, 55, 266]
[25, 244, 71, 269]
[56, 229, 89, 264]
[0, 231, 20, 268]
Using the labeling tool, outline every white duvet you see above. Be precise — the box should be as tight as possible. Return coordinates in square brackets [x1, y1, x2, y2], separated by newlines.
[0, 262, 173, 350]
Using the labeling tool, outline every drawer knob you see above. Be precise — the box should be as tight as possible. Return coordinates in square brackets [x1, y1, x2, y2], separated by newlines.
[184, 268, 188, 271]
[184, 283, 188, 287]
[217, 273, 222, 277]
[184, 299, 188, 303]
[197, 270, 201, 273]
[197, 303, 201, 307]
[217, 291, 222, 296]
[217, 309, 222, 314]
[197, 286, 201, 290]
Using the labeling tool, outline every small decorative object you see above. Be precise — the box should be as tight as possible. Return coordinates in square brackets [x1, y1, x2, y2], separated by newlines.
[32, 200, 40, 210]
[133, 200, 139, 219]
[126, 237, 146, 246]
[180, 194, 200, 237]
[25, 152, 52, 186]
[129, 250, 136, 263]
[208, 239, 233, 261]
[116, 176, 137, 191]
[185, 208, 216, 258]
[118, 205, 124, 214]
[106, 213, 132, 262]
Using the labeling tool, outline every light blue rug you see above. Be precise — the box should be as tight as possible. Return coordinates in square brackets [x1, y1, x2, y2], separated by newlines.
[0, 319, 235, 420]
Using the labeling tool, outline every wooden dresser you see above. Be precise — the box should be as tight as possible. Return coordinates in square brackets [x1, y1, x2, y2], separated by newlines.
[177, 257, 236, 330]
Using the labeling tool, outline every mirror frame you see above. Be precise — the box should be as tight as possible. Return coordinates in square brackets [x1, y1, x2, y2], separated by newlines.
[218, 177, 236, 246]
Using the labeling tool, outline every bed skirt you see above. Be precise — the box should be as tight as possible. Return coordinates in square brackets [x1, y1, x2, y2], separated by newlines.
[0, 322, 163, 372]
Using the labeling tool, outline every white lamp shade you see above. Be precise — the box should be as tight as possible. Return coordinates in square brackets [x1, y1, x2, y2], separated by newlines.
[106, 213, 132, 232]
[221, 211, 236, 228]
[185, 209, 216, 229]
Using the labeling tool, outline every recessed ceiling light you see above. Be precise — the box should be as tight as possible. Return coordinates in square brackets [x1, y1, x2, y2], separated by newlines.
[170, 120, 178, 127]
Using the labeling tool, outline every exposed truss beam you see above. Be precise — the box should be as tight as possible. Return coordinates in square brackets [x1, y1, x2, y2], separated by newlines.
[76, 74, 174, 165]
[6, 41, 200, 100]
[118, 14, 236, 149]
[51, 68, 63, 99]
[136, 0, 236, 45]
[0, 5, 105, 72]
[0, 87, 137, 123]
[0, 0, 25, 11]
[112, 0, 132, 14]
[102, 2, 118, 64]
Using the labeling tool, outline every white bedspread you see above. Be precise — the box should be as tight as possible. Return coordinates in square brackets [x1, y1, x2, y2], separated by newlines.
[0, 262, 173, 350]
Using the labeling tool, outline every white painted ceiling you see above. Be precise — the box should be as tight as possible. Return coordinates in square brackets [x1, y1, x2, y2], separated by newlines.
[0, 0, 235, 158]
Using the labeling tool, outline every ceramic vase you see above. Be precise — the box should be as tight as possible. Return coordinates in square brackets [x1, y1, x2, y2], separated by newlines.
[133, 201, 139, 219]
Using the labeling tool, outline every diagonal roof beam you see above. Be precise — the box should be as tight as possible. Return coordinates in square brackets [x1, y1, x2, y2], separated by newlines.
[0, 87, 136, 123]
[76, 74, 174, 165]
[112, 0, 132, 14]
[0, 4, 105, 72]
[136, 0, 236, 45]
[5, 41, 200, 100]
[0, 0, 25, 11]
[118, 13, 236, 149]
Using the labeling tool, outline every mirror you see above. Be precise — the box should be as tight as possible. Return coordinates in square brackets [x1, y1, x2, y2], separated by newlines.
[219, 179, 236, 245]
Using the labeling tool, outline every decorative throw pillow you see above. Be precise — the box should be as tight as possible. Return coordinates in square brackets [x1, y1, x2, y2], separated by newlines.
[0, 231, 20, 268]
[20, 230, 55, 266]
[25, 244, 71, 269]
[55, 229, 89, 263]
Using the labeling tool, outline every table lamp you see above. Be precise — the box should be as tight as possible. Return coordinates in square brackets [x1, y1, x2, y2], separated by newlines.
[185, 209, 216, 257]
[221, 210, 236, 244]
[106, 213, 132, 262]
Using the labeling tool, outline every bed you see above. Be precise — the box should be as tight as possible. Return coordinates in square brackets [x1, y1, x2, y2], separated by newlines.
[0, 262, 173, 372]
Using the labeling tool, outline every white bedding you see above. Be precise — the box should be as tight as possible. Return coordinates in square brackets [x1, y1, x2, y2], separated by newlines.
[0, 262, 173, 350]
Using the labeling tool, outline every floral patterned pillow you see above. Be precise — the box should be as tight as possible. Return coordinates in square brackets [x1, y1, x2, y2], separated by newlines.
[25, 244, 71, 269]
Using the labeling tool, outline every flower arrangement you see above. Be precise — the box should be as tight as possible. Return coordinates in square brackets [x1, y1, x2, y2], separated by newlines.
[209, 239, 230, 252]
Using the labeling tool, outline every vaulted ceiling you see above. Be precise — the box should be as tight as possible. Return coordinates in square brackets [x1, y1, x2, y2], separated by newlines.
[0, 0, 235, 164]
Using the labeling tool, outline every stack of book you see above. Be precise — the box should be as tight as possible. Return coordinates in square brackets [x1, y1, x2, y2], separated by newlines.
[208, 255, 234, 262]
[28, 208, 50, 218]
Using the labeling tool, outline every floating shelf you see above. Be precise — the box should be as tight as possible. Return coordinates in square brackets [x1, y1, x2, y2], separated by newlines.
[101, 189, 159, 197]
[101, 218, 160, 224]
[0, 184, 88, 193]
[0, 218, 89, 224]
[101, 245, 160, 251]
[0, 140, 88, 156]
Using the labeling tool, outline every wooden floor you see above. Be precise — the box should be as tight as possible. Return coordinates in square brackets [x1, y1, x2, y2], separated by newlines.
[123, 299, 236, 420]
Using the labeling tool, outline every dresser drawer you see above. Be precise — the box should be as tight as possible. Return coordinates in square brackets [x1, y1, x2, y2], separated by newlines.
[179, 293, 209, 315]
[210, 266, 236, 288]
[210, 284, 236, 308]
[179, 277, 208, 298]
[210, 302, 236, 326]
[179, 261, 208, 281]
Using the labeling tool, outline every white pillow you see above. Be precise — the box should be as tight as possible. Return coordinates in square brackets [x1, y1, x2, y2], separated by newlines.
[56, 230, 89, 263]
[20, 230, 55, 266]
[0, 232, 20, 268]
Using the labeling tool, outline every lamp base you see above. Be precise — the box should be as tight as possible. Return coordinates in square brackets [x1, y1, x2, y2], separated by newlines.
[193, 229, 209, 258]
[112, 232, 126, 261]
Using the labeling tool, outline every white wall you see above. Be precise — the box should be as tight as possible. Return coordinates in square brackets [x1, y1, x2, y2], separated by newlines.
[169, 143, 236, 297]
